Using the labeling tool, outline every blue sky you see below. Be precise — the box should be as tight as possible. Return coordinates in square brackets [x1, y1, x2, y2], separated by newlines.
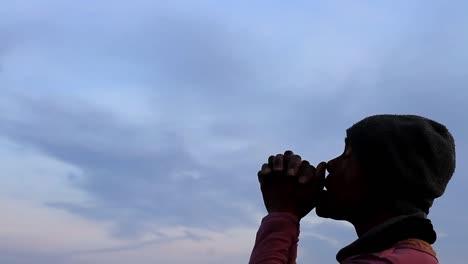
[0, 1, 467, 263]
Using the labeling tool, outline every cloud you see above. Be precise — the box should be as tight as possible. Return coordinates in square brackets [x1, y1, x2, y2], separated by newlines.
[0, 197, 260, 264]
[0, 137, 86, 203]
[0, 198, 122, 255]
[0, 91, 268, 234]
[0, 1, 468, 263]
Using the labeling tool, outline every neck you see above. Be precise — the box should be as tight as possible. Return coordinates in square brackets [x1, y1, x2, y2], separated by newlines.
[349, 211, 397, 237]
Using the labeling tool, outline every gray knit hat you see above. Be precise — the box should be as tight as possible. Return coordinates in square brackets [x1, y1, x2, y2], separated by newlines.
[346, 115, 456, 214]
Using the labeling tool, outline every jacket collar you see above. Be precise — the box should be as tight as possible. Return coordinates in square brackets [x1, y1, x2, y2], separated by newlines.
[336, 212, 437, 262]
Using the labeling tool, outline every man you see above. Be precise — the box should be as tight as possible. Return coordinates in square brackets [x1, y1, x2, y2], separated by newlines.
[250, 115, 456, 263]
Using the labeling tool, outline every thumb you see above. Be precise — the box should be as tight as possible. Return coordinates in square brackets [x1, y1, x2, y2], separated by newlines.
[315, 162, 327, 188]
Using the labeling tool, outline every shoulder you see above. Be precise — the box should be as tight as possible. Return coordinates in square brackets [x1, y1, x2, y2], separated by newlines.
[342, 239, 438, 264]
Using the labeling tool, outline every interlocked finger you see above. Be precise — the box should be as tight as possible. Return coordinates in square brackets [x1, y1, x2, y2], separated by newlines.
[283, 150, 294, 168]
[287, 155, 302, 176]
[257, 163, 271, 184]
[273, 154, 284, 171]
[268, 155, 275, 167]
[297, 161, 312, 183]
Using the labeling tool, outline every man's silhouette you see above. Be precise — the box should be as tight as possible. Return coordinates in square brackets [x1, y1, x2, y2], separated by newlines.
[250, 115, 456, 263]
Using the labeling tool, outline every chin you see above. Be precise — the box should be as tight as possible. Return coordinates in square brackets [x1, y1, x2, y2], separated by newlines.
[315, 205, 329, 218]
[316, 199, 334, 218]
[316, 204, 335, 218]
[316, 205, 349, 221]
[316, 194, 350, 221]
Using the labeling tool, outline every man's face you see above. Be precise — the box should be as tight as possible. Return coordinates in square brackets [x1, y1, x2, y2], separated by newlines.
[315, 140, 369, 220]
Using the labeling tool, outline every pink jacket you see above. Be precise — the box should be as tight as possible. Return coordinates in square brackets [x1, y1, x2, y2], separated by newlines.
[249, 213, 438, 264]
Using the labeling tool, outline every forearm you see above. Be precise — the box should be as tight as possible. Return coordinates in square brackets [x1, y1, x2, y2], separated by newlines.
[249, 213, 300, 264]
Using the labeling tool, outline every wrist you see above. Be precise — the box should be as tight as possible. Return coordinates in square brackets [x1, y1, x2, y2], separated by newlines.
[266, 212, 300, 223]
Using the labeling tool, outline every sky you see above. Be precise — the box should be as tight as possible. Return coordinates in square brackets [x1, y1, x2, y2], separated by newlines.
[0, 0, 467, 263]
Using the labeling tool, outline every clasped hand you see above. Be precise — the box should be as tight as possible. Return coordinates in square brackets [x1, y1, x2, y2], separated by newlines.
[257, 150, 326, 220]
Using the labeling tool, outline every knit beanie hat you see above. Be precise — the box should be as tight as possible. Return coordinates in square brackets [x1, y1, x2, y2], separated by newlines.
[346, 115, 456, 214]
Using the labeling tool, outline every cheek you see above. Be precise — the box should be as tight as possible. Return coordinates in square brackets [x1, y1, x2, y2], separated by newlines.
[344, 170, 369, 204]
[336, 167, 368, 204]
